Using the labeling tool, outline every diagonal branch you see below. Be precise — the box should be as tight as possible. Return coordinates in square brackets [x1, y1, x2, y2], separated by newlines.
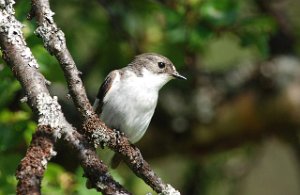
[29, 0, 180, 194]
[0, 1, 129, 194]
[29, 0, 94, 120]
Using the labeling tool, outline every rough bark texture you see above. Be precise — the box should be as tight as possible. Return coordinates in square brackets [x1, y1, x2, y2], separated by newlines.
[30, 0, 95, 120]
[29, 0, 180, 194]
[0, 0, 179, 194]
[83, 117, 168, 193]
[71, 130, 130, 195]
[16, 125, 55, 195]
[0, 1, 129, 194]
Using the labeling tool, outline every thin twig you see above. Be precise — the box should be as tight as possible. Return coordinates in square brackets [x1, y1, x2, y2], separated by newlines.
[30, 0, 94, 120]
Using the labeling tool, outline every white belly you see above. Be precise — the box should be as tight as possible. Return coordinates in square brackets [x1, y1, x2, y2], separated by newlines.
[100, 73, 159, 143]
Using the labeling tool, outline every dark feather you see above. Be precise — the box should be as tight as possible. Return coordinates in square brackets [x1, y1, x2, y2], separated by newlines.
[94, 71, 117, 115]
[110, 153, 122, 169]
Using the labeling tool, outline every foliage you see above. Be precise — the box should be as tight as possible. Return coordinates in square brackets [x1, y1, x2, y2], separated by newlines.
[1, 0, 300, 194]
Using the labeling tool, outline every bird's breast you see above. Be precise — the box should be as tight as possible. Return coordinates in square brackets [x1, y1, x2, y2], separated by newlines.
[101, 73, 159, 143]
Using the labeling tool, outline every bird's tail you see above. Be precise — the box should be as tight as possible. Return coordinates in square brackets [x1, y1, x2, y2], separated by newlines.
[110, 153, 123, 169]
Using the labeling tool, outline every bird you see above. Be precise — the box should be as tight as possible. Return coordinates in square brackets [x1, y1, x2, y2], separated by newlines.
[93, 53, 186, 167]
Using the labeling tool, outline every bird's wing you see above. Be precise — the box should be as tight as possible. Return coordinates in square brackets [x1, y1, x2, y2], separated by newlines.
[93, 71, 117, 115]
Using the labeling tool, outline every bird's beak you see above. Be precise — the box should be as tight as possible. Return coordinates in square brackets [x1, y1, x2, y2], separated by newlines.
[172, 71, 187, 80]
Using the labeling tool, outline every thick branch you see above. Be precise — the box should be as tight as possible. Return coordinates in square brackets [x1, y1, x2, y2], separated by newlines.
[29, 0, 180, 194]
[0, 2, 129, 194]
[16, 125, 56, 195]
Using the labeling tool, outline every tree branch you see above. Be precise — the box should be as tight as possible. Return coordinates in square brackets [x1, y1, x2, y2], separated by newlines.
[29, 0, 94, 120]
[29, 0, 180, 194]
[16, 125, 56, 195]
[0, 1, 129, 194]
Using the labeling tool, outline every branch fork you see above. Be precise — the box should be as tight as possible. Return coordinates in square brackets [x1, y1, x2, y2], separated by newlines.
[0, 0, 180, 194]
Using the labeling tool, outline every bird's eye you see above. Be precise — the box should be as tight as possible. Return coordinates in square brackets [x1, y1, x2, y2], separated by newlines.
[158, 62, 166, 69]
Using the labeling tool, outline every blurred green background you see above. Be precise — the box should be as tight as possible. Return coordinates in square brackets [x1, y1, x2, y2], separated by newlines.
[1, 0, 300, 194]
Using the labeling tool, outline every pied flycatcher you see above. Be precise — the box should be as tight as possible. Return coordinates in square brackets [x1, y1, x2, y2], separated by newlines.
[93, 53, 186, 166]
